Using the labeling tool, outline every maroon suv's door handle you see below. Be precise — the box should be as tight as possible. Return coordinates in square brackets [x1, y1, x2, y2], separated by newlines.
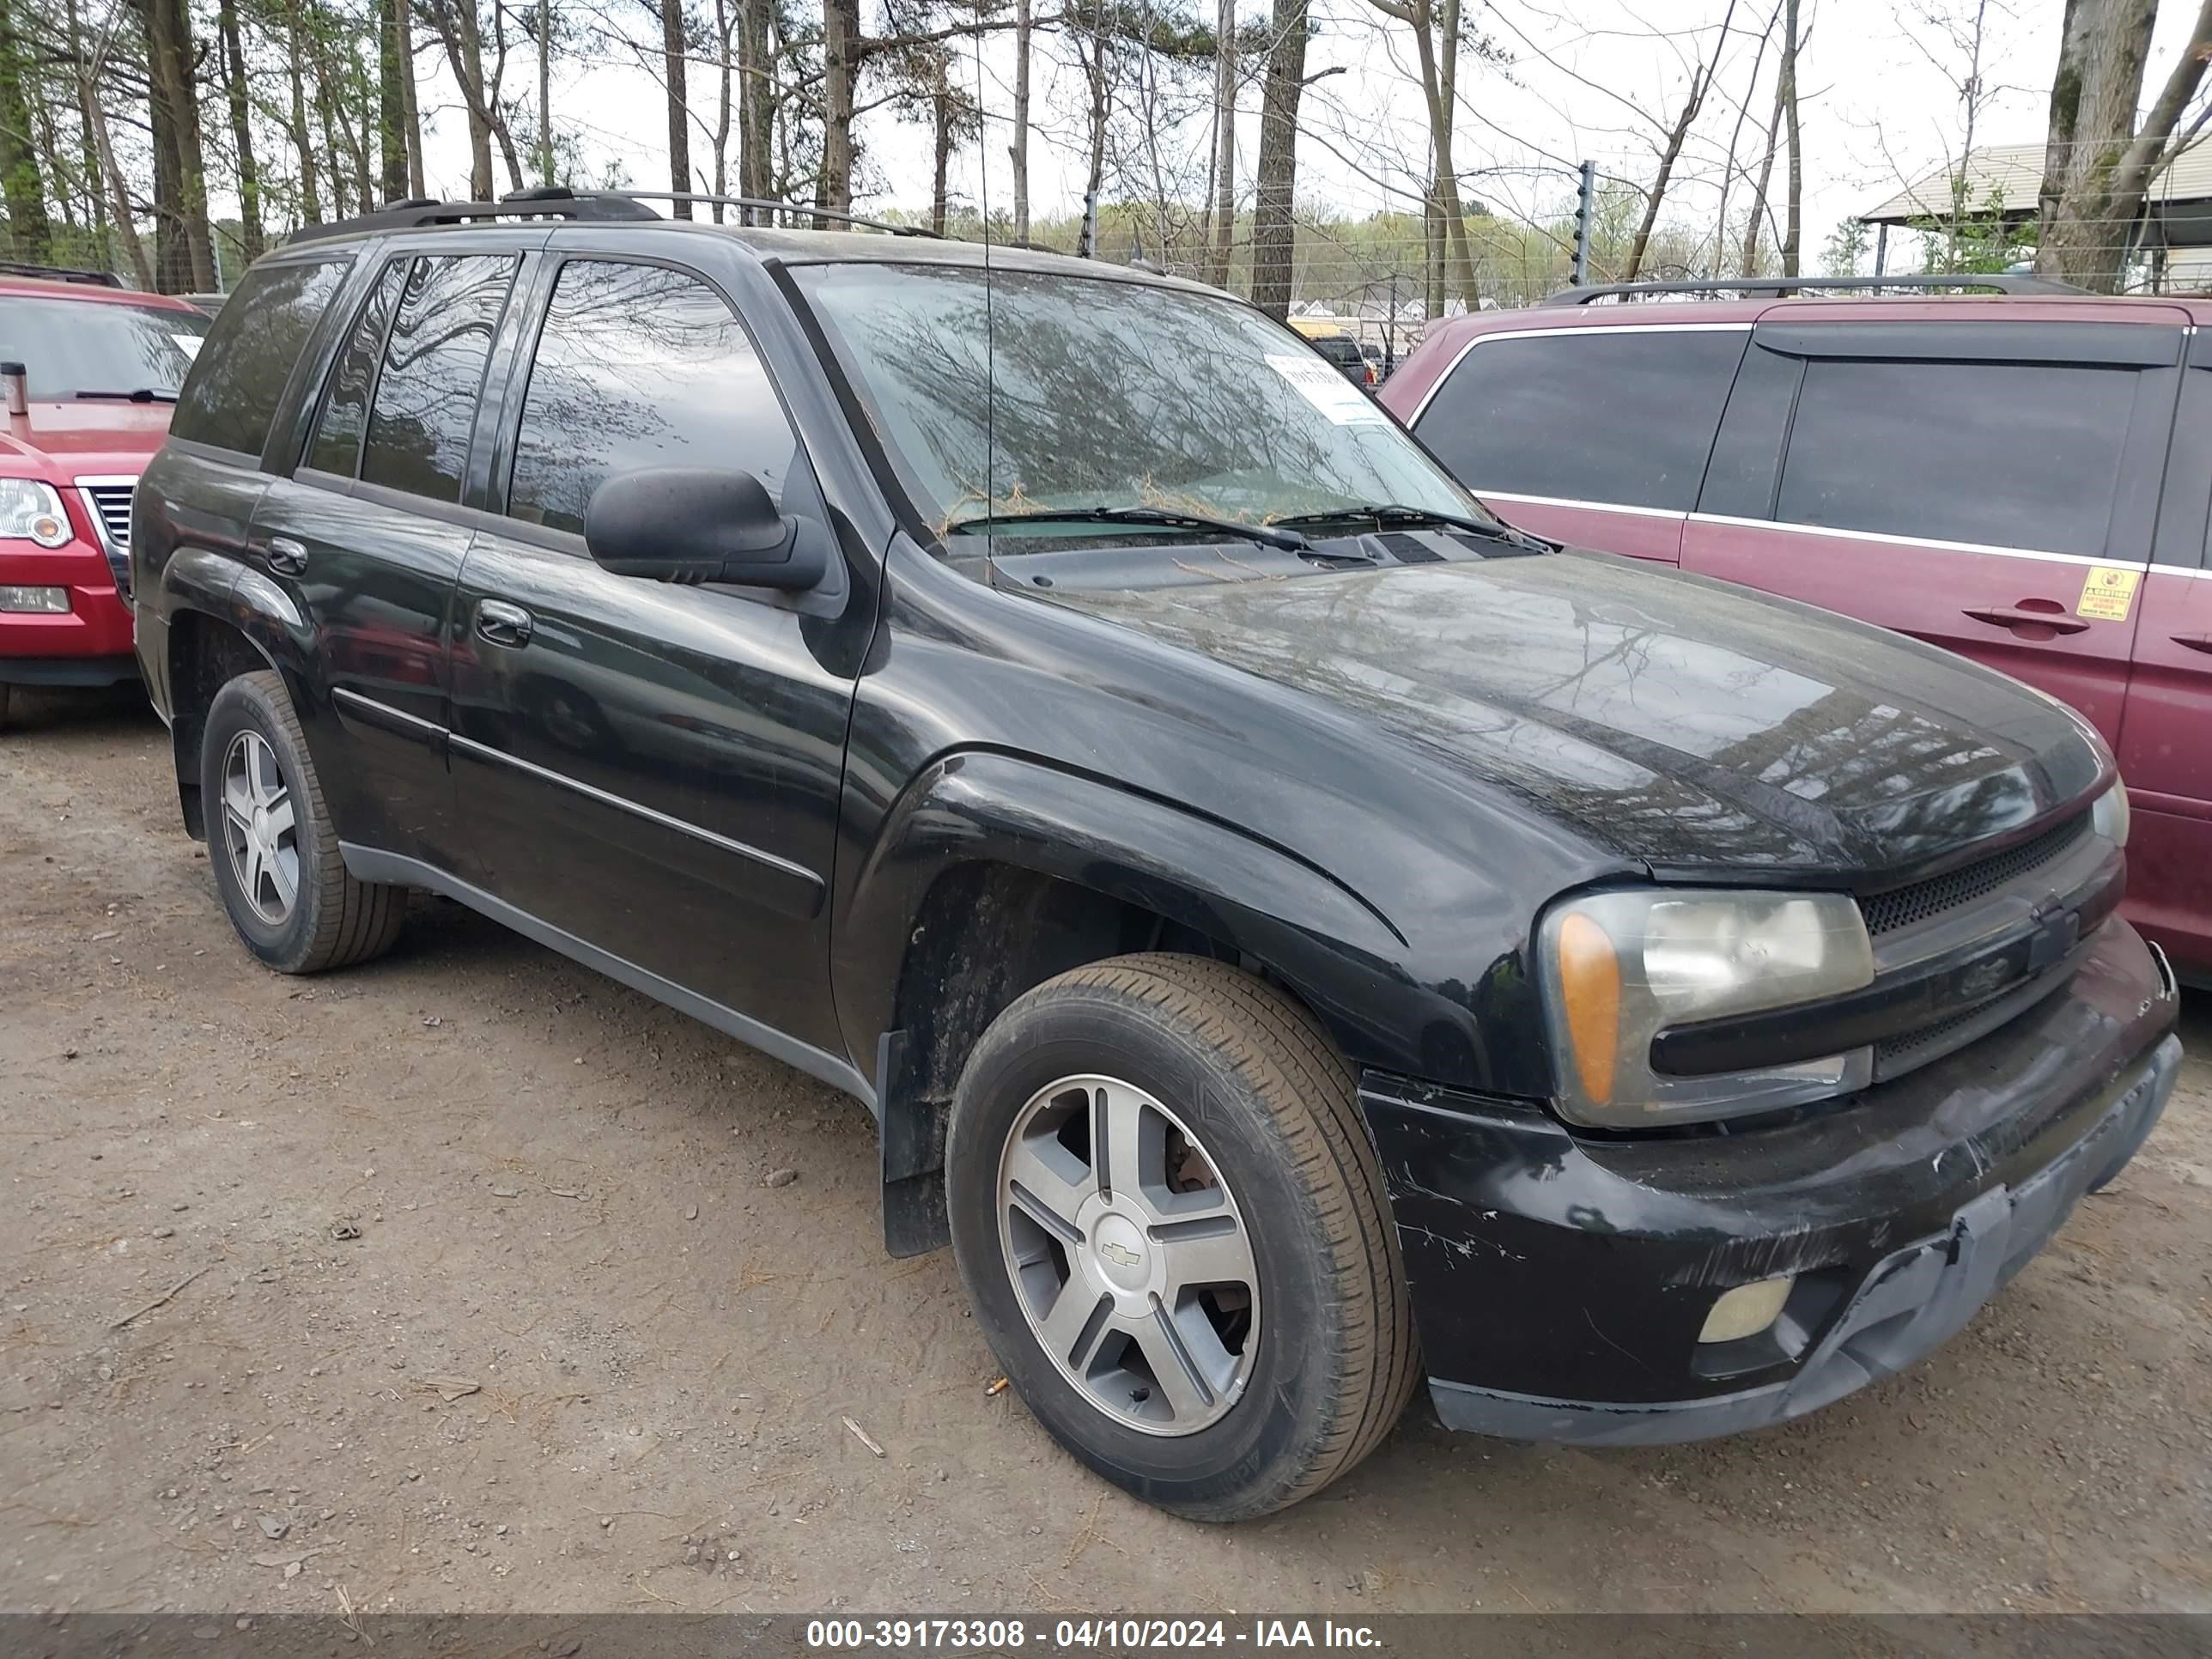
[1963, 604, 2091, 636]
[2173, 632, 2212, 656]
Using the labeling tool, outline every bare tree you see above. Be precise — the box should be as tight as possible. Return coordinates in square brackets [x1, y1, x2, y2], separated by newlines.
[2038, 0, 2212, 291]
[218, 0, 265, 258]
[1202, 0, 1235, 283]
[662, 0, 693, 213]
[1249, 0, 1306, 317]
[1010, 0, 1032, 239]
[1780, 0, 1801, 275]
[1623, 2, 1740, 281]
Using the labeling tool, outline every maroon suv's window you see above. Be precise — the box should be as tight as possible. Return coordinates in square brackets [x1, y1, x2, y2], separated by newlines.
[1777, 357, 2136, 556]
[1415, 328, 1748, 513]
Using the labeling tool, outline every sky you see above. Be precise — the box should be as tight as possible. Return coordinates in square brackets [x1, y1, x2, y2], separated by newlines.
[399, 0, 2210, 269]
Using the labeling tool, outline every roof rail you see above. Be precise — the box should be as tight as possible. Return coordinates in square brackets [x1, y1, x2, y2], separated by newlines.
[1539, 273, 2092, 306]
[0, 259, 124, 289]
[615, 190, 944, 238]
[283, 185, 944, 246]
[284, 185, 662, 246]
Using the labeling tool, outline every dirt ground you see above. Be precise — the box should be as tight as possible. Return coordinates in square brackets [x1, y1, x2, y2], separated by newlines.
[2, 684, 2208, 1619]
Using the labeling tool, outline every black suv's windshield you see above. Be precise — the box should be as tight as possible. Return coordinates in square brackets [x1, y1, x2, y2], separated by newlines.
[793, 263, 1474, 540]
[0, 295, 210, 399]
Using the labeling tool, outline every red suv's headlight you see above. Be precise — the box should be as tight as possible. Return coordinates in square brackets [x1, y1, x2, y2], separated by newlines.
[0, 479, 73, 549]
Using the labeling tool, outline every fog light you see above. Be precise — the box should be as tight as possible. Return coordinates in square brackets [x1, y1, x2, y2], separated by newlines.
[1698, 1275, 1795, 1343]
[0, 585, 70, 613]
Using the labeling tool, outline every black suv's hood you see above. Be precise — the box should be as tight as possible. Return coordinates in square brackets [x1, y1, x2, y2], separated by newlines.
[1054, 551, 2106, 879]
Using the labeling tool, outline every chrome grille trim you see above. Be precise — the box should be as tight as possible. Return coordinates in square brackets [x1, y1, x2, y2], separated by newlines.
[73, 474, 137, 596]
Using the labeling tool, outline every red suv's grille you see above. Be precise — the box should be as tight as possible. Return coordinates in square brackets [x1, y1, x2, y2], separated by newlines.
[1859, 812, 2091, 937]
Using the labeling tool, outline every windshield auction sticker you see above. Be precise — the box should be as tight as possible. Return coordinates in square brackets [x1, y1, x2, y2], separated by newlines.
[1267, 353, 1387, 425]
[2077, 565, 2142, 621]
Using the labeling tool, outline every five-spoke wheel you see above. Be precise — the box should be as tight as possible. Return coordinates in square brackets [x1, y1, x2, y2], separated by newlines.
[219, 729, 301, 924]
[1000, 1074, 1259, 1436]
[948, 952, 1418, 1522]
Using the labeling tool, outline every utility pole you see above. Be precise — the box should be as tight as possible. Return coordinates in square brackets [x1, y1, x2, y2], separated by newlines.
[1573, 160, 1596, 287]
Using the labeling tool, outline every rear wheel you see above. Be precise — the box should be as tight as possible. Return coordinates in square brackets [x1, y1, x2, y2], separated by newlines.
[945, 953, 1417, 1521]
[200, 670, 405, 974]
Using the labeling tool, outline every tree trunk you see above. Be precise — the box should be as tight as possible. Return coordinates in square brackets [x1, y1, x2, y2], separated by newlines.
[73, 0, 151, 288]
[1713, 0, 1780, 274]
[1250, 0, 1307, 319]
[1079, 0, 1109, 254]
[1009, 0, 1030, 241]
[661, 0, 692, 215]
[402, 0, 425, 197]
[288, 18, 324, 224]
[708, 0, 730, 215]
[141, 0, 215, 290]
[538, 0, 555, 184]
[431, 0, 498, 198]
[930, 59, 952, 237]
[738, 0, 771, 198]
[378, 0, 408, 202]
[217, 0, 264, 262]
[0, 0, 52, 264]
[1741, 49, 1785, 276]
[2038, 0, 2212, 292]
[1780, 0, 1802, 276]
[1205, 0, 1235, 285]
[821, 0, 859, 214]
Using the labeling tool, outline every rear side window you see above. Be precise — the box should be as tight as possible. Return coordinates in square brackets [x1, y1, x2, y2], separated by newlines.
[306, 258, 408, 477]
[1415, 329, 1747, 512]
[1310, 336, 1362, 367]
[1777, 358, 2136, 556]
[504, 259, 796, 535]
[171, 259, 347, 457]
[361, 253, 519, 504]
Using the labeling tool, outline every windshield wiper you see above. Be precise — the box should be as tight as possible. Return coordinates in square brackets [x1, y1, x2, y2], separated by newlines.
[945, 505, 1311, 552]
[1277, 502, 1551, 552]
[74, 388, 179, 404]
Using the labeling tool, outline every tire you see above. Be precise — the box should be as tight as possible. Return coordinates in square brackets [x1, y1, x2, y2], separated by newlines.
[200, 670, 405, 974]
[945, 952, 1418, 1522]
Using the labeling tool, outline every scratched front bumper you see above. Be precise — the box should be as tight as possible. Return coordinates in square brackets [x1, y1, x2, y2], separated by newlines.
[1359, 918, 2181, 1445]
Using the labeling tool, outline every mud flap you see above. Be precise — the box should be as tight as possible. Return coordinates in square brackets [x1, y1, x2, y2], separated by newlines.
[878, 1030, 950, 1256]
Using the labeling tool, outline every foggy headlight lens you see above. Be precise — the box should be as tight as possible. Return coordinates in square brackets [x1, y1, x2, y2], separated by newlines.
[2091, 781, 2130, 849]
[0, 478, 71, 549]
[1540, 888, 1875, 1128]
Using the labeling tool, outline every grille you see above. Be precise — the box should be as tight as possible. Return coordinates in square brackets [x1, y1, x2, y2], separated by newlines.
[1875, 1002, 1992, 1068]
[81, 483, 132, 551]
[1859, 812, 2089, 937]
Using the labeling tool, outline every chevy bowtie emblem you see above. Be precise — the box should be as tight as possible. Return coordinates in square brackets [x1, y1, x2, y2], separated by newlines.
[1098, 1239, 1142, 1267]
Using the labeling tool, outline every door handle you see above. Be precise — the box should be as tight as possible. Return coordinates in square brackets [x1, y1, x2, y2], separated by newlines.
[2174, 633, 2212, 656]
[474, 599, 534, 647]
[265, 536, 307, 577]
[1963, 604, 2091, 636]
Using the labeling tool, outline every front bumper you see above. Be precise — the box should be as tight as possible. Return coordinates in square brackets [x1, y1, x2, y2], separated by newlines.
[0, 531, 135, 675]
[1362, 919, 2181, 1446]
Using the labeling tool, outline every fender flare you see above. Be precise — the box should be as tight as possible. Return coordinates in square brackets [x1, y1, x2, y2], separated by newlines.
[836, 751, 1494, 1253]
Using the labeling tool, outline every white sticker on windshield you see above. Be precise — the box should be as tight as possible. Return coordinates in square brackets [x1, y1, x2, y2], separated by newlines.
[1267, 353, 1384, 425]
[172, 333, 203, 359]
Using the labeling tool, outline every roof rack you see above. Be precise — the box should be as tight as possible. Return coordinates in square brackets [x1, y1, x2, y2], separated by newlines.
[1539, 273, 2091, 306]
[284, 185, 942, 246]
[0, 259, 124, 288]
[617, 191, 944, 238]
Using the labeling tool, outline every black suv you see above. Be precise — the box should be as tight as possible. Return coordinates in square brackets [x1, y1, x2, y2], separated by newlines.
[133, 191, 2179, 1522]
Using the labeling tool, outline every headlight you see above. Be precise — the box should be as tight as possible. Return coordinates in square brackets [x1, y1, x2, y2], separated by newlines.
[0, 478, 71, 549]
[2091, 780, 2130, 849]
[1540, 888, 1875, 1128]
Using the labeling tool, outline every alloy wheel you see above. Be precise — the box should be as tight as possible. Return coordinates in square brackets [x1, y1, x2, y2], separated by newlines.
[220, 729, 300, 925]
[996, 1073, 1260, 1436]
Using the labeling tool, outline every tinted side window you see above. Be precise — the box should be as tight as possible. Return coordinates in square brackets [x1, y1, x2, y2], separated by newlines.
[506, 261, 797, 535]
[1415, 329, 1747, 512]
[306, 258, 408, 477]
[361, 254, 520, 503]
[1778, 358, 2136, 556]
[171, 259, 347, 456]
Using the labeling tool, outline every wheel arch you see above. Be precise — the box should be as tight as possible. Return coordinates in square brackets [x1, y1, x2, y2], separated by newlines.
[840, 751, 1413, 1256]
[161, 568, 311, 840]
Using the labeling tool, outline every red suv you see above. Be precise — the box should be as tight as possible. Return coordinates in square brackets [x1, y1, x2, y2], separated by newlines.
[1382, 276, 2212, 981]
[0, 265, 209, 725]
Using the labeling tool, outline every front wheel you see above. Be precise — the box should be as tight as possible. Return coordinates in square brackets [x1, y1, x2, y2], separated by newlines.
[200, 670, 405, 974]
[945, 953, 1417, 1521]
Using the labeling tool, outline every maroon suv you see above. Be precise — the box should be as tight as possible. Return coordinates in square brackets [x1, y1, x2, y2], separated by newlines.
[1382, 281, 2212, 981]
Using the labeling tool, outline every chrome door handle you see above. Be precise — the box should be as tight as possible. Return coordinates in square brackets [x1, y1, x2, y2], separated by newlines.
[265, 536, 308, 576]
[474, 598, 534, 647]
[1962, 604, 2090, 636]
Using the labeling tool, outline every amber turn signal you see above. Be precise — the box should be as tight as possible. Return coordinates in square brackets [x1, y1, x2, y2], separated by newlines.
[1554, 910, 1620, 1107]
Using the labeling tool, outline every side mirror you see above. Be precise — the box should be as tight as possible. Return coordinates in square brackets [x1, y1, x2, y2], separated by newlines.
[583, 467, 828, 591]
